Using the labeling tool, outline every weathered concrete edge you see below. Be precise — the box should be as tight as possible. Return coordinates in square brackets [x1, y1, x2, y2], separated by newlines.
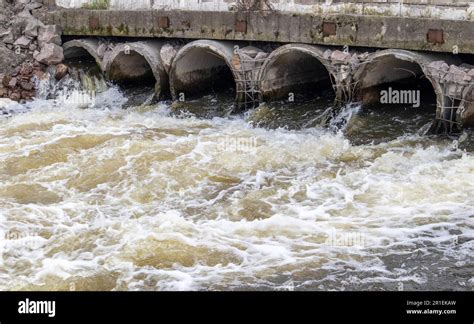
[46, 9, 474, 54]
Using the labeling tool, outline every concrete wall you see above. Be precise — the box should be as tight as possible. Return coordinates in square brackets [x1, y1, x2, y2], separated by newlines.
[48, 9, 474, 54]
[55, 0, 474, 20]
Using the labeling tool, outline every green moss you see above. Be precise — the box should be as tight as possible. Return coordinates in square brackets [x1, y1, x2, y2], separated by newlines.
[82, 0, 109, 10]
[117, 23, 129, 35]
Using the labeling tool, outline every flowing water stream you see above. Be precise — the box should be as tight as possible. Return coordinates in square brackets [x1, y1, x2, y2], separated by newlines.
[0, 69, 473, 291]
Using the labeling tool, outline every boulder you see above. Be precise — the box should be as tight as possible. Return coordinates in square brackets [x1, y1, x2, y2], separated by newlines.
[54, 63, 69, 80]
[331, 50, 352, 62]
[24, 18, 44, 37]
[2, 74, 11, 87]
[20, 81, 34, 91]
[3, 32, 14, 44]
[96, 43, 108, 58]
[27, 2, 43, 10]
[0, 29, 10, 38]
[34, 43, 64, 65]
[255, 51, 268, 61]
[239, 46, 261, 59]
[38, 25, 62, 47]
[13, 35, 32, 48]
[8, 77, 17, 88]
[428, 60, 449, 79]
[9, 91, 21, 101]
[19, 64, 34, 76]
[446, 65, 466, 83]
[160, 43, 177, 74]
[10, 9, 36, 40]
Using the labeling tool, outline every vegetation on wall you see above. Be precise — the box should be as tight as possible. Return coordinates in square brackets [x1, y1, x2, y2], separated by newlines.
[235, 0, 273, 11]
[82, 0, 109, 10]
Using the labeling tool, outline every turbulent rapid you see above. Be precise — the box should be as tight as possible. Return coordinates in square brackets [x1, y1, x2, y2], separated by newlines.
[0, 72, 473, 291]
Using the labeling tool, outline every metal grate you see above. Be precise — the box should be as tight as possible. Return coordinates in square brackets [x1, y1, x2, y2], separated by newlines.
[232, 50, 266, 110]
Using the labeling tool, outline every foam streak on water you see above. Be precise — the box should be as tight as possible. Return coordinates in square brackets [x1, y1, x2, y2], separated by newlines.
[0, 87, 473, 291]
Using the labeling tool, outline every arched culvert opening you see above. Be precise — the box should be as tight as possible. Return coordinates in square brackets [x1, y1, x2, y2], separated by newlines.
[352, 50, 444, 139]
[108, 51, 155, 85]
[59, 40, 108, 103]
[259, 44, 336, 103]
[169, 40, 237, 115]
[251, 44, 336, 130]
[105, 42, 168, 103]
[63, 40, 103, 74]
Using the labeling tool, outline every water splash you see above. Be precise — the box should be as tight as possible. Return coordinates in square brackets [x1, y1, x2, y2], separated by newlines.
[0, 69, 472, 292]
[328, 102, 362, 132]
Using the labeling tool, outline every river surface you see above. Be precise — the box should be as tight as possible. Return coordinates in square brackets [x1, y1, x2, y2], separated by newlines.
[0, 76, 473, 291]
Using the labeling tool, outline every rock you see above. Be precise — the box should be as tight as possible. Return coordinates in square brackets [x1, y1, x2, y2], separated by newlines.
[460, 63, 474, 71]
[239, 46, 261, 58]
[323, 49, 332, 60]
[8, 77, 17, 88]
[13, 35, 32, 48]
[20, 81, 34, 91]
[468, 69, 474, 77]
[12, 66, 21, 77]
[96, 43, 107, 58]
[10, 9, 36, 40]
[2, 74, 11, 87]
[24, 18, 44, 37]
[17, 8, 33, 20]
[54, 63, 68, 80]
[240, 52, 257, 71]
[331, 50, 352, 62]
[358, 52, 370, 60]
[21, 89, 35, 99]
[0, 29, 10, 38]
[447, 65, 466, 83]
[34, 43, 64, 65]
[428, 60, 449, 79]
[160, 44, 177, 74]
[27, 2, 43, 10]
[37, 25, 62, 47]
[446, 83, 463, 97]
[33, 69, 46, 80]
[19, 64, 33, 76]
[3, 32, 14, 44]
[255, 52, 269, 60]
[9, 91, 21, 101]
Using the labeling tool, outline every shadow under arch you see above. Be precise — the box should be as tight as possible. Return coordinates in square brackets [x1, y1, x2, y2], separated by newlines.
[169, 40, 238, 102]
[104, 41, 168, 99]
[353, 49, 444, 115]
[258, 44, 336, 103]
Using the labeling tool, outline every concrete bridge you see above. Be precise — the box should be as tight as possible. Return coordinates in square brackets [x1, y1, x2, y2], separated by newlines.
[46, 0, 474, 131]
